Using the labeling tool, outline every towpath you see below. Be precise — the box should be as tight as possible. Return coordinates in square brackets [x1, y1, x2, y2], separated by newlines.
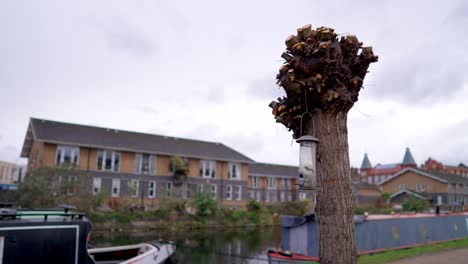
[389, 248, 468, 264]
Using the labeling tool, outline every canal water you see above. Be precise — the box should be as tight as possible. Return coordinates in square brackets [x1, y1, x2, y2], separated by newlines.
[92, 227, 293, 263]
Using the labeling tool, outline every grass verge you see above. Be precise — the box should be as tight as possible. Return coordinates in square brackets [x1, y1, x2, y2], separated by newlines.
[358, 237, 468, 264]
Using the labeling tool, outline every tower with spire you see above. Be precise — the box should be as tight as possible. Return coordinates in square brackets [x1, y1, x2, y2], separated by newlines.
[401, 147, 417, 168]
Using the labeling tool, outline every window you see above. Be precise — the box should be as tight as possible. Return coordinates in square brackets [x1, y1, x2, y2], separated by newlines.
[456, 184, 461, 193]
[267, 178, 276, 189]
[226, 185, 232, 200]
[211, 184, 217, 199]
[416, 183, 426, 192]
[129, 180, 139, 197]
[136, 154, 155, 174]
[266, 192, 270, 202]
[98, 150, 120, 172]
[166, 182, 173, 197]
[367, 176, 372, 184]
[197, 184, 205, 193]
[56, 145, 79, 166]
[66, 176, 77, 195]
[234, 186, 242, 201]
[148, 181, 156, 199]
[200, 160, 216, 178]
[228, 163, 241, 179]
[181, 183, 188, 199]
[256, 191, 262, 202]
[299, 192, 307, 201]
[280, 191, 285, 201]
[399, 184, 407, 191]
[283, 179, 291, 189]
[252, 176, 259, 188]
[92, 177, 102, 194]
[465, 184, 468, 194]
[112, 178, 120, 197]
[448, 184, 452, 193]
[249, 191, 255, 200]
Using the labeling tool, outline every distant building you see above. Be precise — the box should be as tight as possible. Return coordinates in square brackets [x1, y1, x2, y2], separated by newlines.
[0, 161, 16, 184]
[20, 118, 254, 208]
[423, 158, 468, 178]
[379, 167, 468, 206]
[359, 147, 417, 185]
[249, 163, 303, 203]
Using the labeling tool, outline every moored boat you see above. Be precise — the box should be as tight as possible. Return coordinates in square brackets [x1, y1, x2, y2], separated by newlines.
[268, 212, 468, 262]
[0, 208, 175, 264]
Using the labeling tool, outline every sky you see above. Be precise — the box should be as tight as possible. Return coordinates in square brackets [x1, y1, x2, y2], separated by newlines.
[0, 0, 467, 168]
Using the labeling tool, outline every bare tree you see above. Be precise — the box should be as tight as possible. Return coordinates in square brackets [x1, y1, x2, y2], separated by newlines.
[269, 25, 378, 264]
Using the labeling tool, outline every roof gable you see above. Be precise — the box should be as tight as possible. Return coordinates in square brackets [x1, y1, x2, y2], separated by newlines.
[22, 118, 254, 163]
[379, 168, 448, 186]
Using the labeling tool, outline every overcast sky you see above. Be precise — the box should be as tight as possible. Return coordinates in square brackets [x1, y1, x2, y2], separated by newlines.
[1, 0, 467, 168]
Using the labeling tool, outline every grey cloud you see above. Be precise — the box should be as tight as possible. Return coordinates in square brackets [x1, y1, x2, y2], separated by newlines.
[366, 3, 468, 103]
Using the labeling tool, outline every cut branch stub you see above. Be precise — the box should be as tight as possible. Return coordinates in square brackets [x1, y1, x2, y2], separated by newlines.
[271, 24, 378, 138]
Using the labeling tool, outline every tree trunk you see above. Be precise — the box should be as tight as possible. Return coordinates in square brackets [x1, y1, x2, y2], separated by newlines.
[307, 109, 357, 264]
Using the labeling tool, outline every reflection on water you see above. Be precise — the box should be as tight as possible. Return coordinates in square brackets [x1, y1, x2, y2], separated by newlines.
[91, 227, 291, 264]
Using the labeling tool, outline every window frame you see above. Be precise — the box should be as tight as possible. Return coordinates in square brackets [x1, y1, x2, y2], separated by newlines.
[112, 178, 120, 198]
[166, 182, 173, 197]
[56, 145, 80, 167]
[92, 177, 102, 194]
[252, 176, 259, 188]
[211, 184, 217, 199]
[200, 160, 216, 178]
[97, 150, 121, 172]
[129, 179, 139, 198]
[267, 177, 276, 190]
[226, 185, 232, 200]
[228, 163, 241, 180]
[148, 180, 156, 199]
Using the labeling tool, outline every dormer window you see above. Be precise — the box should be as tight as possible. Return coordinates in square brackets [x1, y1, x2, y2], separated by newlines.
[56, 145, 79, 166]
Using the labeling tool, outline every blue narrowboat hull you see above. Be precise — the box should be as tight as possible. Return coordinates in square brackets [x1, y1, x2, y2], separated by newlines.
[279, 213, 468, 258]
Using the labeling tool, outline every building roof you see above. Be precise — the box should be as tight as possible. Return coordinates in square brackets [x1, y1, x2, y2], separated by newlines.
[379, 167, 468, 186]
[402, 147, 416, 165]
[249, 162, 298, 178]
[390, 189, 428, 200]
[360, 153, 372, 169]
[21, 118, 254, 163]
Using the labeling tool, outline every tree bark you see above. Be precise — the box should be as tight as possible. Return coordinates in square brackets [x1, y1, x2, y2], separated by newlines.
[307, 109, 357, 264]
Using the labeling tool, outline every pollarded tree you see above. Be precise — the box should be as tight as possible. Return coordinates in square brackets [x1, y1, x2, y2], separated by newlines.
[269, 25, 378, 264]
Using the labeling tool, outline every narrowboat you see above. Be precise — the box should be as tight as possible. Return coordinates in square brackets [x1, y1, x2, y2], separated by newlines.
[0, 208, 175, 264]
[268, 212, 468, 262]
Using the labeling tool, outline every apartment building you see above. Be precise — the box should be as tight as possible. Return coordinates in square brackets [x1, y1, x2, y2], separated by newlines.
[21, 118, 254, 207]
[0, 161, 16, 184]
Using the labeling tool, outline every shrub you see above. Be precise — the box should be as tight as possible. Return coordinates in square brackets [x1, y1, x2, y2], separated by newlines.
[247, 199, 261, 212]
[403, 197, 430, 212]
[193, 192, 217, 217]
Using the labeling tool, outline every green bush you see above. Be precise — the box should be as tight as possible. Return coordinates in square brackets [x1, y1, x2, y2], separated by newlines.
[247, 199, 261, 212]
[403, 197, 430, 212]
[193, 192, 217, 217]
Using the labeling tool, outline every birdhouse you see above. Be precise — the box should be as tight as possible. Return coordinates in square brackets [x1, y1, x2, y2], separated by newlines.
[296, 135, 319, 190]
